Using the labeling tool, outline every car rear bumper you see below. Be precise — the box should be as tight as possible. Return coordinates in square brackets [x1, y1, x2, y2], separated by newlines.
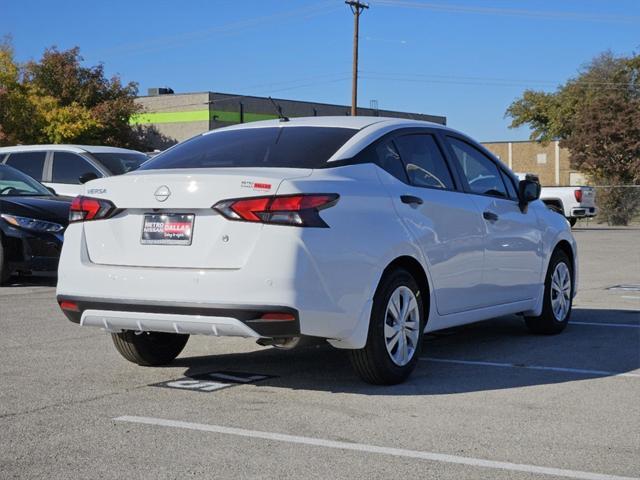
[57, 221, 381, 348]
[57, 295, 300, 338]
[570, 207, 597, 218]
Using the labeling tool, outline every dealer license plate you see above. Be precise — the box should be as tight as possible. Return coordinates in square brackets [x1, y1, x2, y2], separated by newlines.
[141, 213, 194, 245]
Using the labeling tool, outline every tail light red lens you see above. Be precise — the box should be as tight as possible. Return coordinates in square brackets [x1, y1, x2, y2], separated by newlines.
[213, 194, 339, 227]
[574, 189, 583, 202]
[69, 196, 117, 223]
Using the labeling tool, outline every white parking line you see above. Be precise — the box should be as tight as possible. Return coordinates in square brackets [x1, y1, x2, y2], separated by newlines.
[421, 357, 640, 378]
[572, 321, 640, 328]
[114, 415, 638, 480]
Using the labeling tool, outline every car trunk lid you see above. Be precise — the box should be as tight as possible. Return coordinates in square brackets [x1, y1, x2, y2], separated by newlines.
[82, 168, 310, 269]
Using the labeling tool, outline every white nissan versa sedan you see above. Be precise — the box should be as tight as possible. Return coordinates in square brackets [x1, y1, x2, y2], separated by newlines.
[57, 117, 577, 384]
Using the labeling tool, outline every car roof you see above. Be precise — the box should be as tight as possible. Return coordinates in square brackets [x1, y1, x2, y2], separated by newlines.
[199, 116, 458, 163]
[0, 144, 144, 154]
[205, 115, 447, 133]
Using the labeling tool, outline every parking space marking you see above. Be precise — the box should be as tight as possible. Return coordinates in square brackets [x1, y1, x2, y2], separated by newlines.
[151, 371, 274, 393]
[421, 357, 640, 378]
[571, 321, 640, 328]
[114, 416, 638, 480]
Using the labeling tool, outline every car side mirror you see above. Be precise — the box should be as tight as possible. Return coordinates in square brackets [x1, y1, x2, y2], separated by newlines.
[78, 172, 99, 184]
[518, 178, 541, 211]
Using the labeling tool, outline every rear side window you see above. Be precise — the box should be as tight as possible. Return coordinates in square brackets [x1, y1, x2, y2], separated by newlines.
[394, 134, 454, 190]
[52, 152, 102, 184]
[359, 138, 407, 182]
[140, 127, 358, 170]
[5, 151, 46, 181]
[92, 152, 148, 175]
[447, 137, 508, 198]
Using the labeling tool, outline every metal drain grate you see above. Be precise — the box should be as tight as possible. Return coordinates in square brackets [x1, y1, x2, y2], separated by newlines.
[607, 284, 640, 292]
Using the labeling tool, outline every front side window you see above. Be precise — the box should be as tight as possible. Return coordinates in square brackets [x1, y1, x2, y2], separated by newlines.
[52, 152, 102, 184]
[500, 169, 519, 200]
[140, 126, 358, 170]
[447, 137, 507, 198]
[393, 134, 454, 190]
[5, 151, 46, 182]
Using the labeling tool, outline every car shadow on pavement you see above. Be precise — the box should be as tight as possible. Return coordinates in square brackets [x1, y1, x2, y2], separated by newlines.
[2, 275, 57, 288]
[170, 308, 639, 396]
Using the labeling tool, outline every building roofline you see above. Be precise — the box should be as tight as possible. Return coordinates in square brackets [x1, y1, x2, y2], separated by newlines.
[136, 90, 445, 121]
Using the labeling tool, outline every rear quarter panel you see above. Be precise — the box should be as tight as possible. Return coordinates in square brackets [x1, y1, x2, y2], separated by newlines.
[276, 164, 430, 347]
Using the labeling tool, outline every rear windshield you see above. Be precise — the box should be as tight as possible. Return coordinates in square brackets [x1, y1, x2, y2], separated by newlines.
[139, 126, 358, 170]
[92, 152, 149, 175]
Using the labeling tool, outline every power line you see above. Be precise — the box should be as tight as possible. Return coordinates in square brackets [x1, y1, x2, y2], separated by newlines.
[359, 71, 638, 90]
[95, 1, 340, 57]
[360, 75, 635, 90]
[373, 0, 640, 24]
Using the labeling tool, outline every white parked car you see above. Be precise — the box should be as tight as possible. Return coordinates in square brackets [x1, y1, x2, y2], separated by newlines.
[0, 145, 149, 197]
[57, 117, 577, 384]
[515, 173, 597, 226]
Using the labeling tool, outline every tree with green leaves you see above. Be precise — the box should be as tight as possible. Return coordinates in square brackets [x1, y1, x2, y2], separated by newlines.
[507, 52, 640, 225]
[0, 39, 145, 149]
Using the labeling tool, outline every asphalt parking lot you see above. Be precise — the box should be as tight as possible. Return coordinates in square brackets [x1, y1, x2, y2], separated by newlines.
[1, 226, 638, 480]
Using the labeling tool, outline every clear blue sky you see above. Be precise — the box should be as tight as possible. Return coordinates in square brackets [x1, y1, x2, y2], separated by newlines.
[2, 0, 639, 141]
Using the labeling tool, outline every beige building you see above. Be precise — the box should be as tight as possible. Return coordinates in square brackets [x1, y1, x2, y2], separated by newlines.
[482, 140, 586, 187]
[133, 89, 446, 149]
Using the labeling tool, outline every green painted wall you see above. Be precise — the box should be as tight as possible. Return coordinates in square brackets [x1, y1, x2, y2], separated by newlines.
[130, 109, 279, 125]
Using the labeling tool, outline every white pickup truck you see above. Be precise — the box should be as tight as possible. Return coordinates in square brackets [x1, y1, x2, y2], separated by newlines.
[516, 173, 597, 226]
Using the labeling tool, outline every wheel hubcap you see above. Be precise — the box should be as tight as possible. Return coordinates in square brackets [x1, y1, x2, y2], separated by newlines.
[550, 262, 572, 321]
[384, 286, 420, 366]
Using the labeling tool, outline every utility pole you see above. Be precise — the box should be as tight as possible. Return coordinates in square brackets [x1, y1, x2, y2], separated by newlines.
[346, 0, 368, 116]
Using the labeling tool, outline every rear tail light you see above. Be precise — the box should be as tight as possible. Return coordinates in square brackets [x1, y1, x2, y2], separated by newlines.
[69, 196, 117, 223]
[574, 189, 583, 202]
[213, 194, 339, 227]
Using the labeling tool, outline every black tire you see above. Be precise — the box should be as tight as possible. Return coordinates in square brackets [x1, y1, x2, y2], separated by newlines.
[349, 268, 425, 385]
[0, 238, 11, 286]
[568, 217, 577, 227]
[111, 331, 189, 366]
[525, 249, 573, 335]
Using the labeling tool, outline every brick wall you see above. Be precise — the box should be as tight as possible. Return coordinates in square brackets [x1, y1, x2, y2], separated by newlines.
[482, 141, 579, 186]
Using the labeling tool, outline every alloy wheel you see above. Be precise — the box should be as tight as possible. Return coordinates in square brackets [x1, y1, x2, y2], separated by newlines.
[384, 286, 420, 366]
[550, 262, 571, 321]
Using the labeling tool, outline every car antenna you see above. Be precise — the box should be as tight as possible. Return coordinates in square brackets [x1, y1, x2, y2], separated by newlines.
[268, 96, 289, 122]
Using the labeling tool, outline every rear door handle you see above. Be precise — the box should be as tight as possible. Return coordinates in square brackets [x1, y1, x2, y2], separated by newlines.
[483, 210, 499, 222]
[400, 195, 423, 205]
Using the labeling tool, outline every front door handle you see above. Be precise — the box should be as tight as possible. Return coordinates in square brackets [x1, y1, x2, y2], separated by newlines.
[483, 210, 499, 222]
[401, 195, 423, 205]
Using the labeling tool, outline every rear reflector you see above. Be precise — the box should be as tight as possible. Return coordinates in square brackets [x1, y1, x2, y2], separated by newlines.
[260, 313, 296, 321]
[213, 194, 338, 227]
[69, 196, 117, 223]
[574, 189, 583, 202]
[59, 300, 80, 312]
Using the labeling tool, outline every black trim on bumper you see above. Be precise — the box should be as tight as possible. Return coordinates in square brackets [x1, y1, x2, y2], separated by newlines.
[56, 295, 300, 338]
